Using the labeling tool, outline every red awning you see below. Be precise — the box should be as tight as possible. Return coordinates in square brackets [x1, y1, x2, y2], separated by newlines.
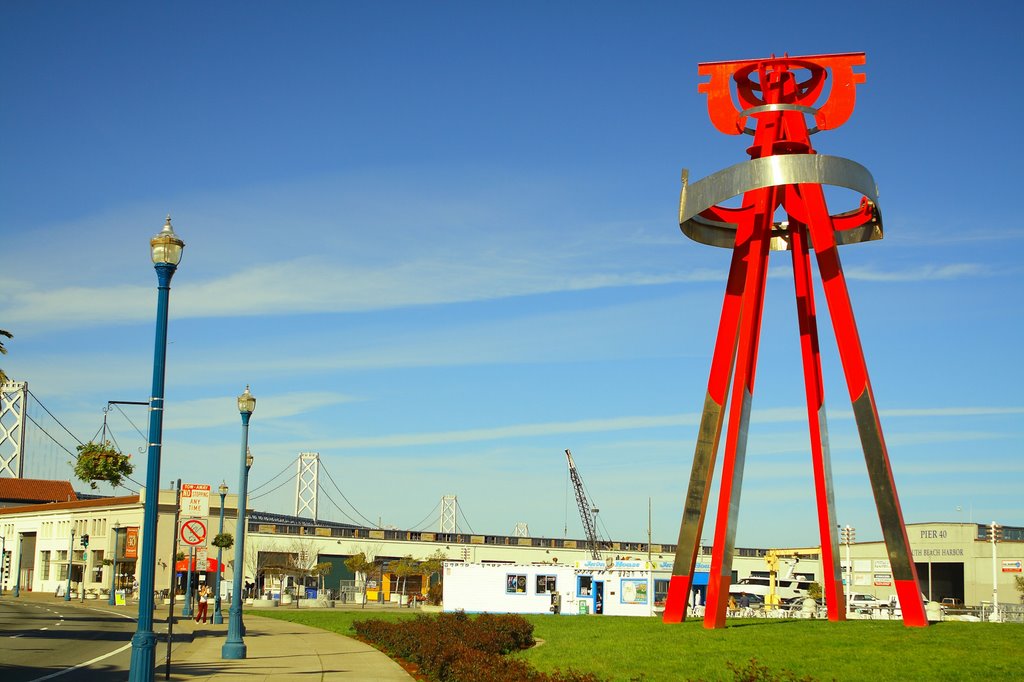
[174, 557, 225, 573]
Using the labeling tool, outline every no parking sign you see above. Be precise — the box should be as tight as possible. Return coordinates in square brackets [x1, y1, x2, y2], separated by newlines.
[179, 518, 207, 546]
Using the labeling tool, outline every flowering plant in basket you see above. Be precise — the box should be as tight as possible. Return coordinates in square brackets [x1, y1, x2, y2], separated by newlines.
[72, 441, 134, 489]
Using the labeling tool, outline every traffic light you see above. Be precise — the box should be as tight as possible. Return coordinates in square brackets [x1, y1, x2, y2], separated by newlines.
[81, 534, 89, 549]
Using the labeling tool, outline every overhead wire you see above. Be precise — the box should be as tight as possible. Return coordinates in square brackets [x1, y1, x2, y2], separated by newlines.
[248, 472, 296, 501]
[25, 414, 79, 459]
[407, 499, 441, 532]
[319, 460, 377, 527]
[248, 456, 298, 494]
[457, 502, 475, 535]
[315, 481, 364, 526]
[27, 389, 83, 445]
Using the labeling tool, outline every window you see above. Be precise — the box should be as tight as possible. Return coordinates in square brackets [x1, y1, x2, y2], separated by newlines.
[40, 551, 51, 581]
[536, 575, 556, 594]
[654, 578, 670, 605]
[92, 550, 104, 582]
[578, 575, 593, 597]
[505, 574, 527, 594]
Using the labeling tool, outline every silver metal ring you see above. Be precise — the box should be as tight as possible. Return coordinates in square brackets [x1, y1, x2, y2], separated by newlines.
[739, 104, 822, 136]
[679, 154, 883, 251]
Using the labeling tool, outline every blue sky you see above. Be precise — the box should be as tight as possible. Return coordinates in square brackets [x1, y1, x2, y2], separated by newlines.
[1, 2, 1021, 549]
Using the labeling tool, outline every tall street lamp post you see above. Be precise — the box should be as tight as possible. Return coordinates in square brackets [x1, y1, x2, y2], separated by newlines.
[65, 529, 75, 602]
[222, 387, 255, 659]
[0, 534, 5, 596]
[12, 535, 21, 597]
[213, 481, 228, 624]
[128, 216, 184, 682]
[108, 523, 120, 605]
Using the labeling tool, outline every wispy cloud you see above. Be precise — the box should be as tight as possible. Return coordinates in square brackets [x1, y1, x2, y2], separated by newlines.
[0, 258, 726, 334]
[256, 405, 1024, 451]
[841, 263, 991, 282]
[166, 390, 359, 430]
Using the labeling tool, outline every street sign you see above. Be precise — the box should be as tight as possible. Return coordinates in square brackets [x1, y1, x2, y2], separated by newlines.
[179, 518, 208, 546]
[180, 483, 211, 517]
[1002, 560, 1022, 573]
[196, 547, 208, 567]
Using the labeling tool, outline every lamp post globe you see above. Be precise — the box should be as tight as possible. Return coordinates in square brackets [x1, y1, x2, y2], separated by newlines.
[222, 387, 254, 660]
[213, 481, 228, 624]
[128, 216, 184, 682]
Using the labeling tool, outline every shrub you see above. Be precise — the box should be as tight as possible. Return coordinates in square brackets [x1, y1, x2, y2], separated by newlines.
[353, 612, 603, 682]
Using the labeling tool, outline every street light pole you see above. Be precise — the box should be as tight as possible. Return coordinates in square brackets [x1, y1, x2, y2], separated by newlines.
[128, 216, 184, 682]
[989, 521, 1002, 622]
[12, 535, 21, 597]
[841, 525, 854, 615]
[108, 523, 120, 605]
[65, 529, 75, 602]
[0, 534, 5, 596]
[222, 386, 255, 660]
[213, 481, 228, 624]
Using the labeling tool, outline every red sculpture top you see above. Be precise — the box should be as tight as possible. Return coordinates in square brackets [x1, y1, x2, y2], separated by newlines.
[697, 52, 866, 140]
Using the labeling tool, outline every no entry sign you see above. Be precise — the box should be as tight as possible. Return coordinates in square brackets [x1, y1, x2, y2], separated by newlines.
[179, 518, 208, 546]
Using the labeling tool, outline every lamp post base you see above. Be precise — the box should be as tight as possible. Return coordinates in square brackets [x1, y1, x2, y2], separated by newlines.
[213, 607, 223, 625]
[221, 640, 247, 659]
[128, 630, 158, 681]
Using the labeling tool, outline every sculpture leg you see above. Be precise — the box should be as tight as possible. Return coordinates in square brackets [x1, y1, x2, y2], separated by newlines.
[798, 183, 928, 627]
[703, 189, 774, 629]
[662, 224, 750, 623]
[790, 218, 845, 620]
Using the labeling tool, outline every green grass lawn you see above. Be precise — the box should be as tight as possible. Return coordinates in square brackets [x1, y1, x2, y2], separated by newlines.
[252, 610, 1019, 681]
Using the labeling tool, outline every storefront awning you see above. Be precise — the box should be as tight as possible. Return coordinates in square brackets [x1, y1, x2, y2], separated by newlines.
[174, 557, 225, 573]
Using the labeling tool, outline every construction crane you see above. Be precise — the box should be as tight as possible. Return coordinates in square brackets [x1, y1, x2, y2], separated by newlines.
[564, 449, 601, 560]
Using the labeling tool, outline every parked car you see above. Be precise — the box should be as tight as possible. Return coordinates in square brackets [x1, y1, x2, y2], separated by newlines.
[846, 593, 884, 611]
[940, 597, 965, 610]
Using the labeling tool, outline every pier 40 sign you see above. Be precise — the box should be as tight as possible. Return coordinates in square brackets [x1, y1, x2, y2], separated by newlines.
[180, 483, 211, 518]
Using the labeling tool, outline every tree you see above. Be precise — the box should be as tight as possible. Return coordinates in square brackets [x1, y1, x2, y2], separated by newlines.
[312, 562, 333, 597]
[420, 549, 447, 605]
[807, 582, 823, 601]
[0, 329, 11, 384]
[244, 542, 272, 598]
[344, 552, 377, 608]
[1015, 574, 1024, 603]
[390, 555, 419, 603]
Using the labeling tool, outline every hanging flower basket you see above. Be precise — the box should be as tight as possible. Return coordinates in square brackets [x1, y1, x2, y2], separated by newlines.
[73, 441, 134, 490]
[212, 533, 234, 550]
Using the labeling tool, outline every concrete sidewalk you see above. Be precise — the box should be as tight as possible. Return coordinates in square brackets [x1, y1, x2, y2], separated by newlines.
[11, 592, 412, 681]
[161, 612, 412, 681]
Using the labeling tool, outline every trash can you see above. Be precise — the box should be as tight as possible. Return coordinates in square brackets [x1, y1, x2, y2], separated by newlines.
[578, 601, 589, 615]
[305, 587, 317, 599]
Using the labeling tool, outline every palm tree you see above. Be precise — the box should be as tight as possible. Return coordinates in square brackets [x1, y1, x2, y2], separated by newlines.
[0, 329, 11, 383]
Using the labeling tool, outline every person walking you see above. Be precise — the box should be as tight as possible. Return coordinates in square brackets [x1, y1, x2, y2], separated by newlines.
[195, 584, 210, 624]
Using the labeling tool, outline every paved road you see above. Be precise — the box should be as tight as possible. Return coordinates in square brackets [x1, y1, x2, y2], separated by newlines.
[0, 597, 136, 681]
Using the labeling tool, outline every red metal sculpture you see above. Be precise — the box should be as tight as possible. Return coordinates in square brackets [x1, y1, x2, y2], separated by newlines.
[663, 53, 928, 628]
